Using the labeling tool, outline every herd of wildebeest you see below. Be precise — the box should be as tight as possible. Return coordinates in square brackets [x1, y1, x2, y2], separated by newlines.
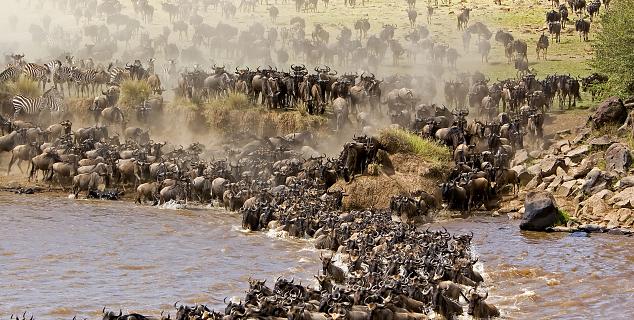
[0, 53, 610, 319]
[0, 0, 616, 319]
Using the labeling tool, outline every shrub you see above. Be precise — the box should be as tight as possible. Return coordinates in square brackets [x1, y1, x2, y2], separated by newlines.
[119, 79, 151, 109]
[555, 209, 571, 226]
[378, 128, 452, 164]
[591, 0, 634, 96]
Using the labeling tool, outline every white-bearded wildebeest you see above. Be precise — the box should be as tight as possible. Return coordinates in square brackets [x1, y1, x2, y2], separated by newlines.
[576, 18, 590, 41]
[457, 8, 471, 30]
[536, 33, 549, 60]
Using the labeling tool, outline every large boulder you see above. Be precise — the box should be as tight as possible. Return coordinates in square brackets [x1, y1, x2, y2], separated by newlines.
[520, 191, 560, 231]
[590, 97, 627, 129]
[605, 143, 632, 173]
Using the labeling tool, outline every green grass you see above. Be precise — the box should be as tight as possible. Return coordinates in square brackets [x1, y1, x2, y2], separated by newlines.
[378, 128, 452, 164]
[555, 208, 571, 226]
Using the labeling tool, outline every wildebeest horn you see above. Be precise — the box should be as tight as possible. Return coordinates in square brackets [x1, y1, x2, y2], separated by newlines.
[174, 301, 180, 308]
[102, 307, 106, 314]
[118, 310, 122, 317]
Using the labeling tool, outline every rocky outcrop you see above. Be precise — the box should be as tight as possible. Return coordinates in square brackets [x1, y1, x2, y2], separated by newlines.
[590, 97, 627, 129]
[520, 191, 560, 231]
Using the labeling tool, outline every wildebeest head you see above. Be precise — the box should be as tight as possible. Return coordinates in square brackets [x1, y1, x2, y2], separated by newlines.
[102, 307, 122, 320]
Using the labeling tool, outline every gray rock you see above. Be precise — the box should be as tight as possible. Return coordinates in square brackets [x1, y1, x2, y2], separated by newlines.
[617, 176, 634, 189]
[605, 143, 632, 173]
[556, 166, 567, 177]
[512, 165, 532, 186]
[547, 175, 563, 192]
[527, 163, 542, 178]
[526, 175, 542, 190]
[513, 149, 529, 166]
[572, 127, 591, 145]
[589, 135, 614, 148]
[540, 155, 565, 178]
[529, 150, 542, 159]
[590, 96, 627, 129]
[520, 191, 560, 231]
[561, 143, 572, 154]
[578, 224, 605, 233]
[607, 187, 634, 208]
[558, 180, 578, 197]
[590, 181, 608, 194]
[572, 157, 597, 179]
[566, 145, 590, 162]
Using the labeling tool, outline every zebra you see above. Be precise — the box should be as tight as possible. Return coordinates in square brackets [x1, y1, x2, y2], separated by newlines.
[162, 59, 177, 87]
[147, 58, 155, 75]
[107, 62, 128, 85]
[53, 65, 75, 96]
[70, 67, 99, 97]
[0, 65, 21, 84]
[12, 87, 64, 120]
[21, 60, 61, 91]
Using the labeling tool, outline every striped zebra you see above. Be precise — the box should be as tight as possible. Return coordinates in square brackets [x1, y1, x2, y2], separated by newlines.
[0, 65, 21, 84]
[21, 60, 61, 91]
[107, 62, 129, 85]
[162, 59, 177, 87]
[70, 67, 99, 97]
[12, 87, 64, 120]
[53, 65, 75, 96]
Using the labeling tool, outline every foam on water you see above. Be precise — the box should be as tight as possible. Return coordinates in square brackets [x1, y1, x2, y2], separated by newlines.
[159, 200, 188, 210]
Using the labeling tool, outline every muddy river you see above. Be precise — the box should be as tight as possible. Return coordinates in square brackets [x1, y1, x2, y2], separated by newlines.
[1, 193, 633, 319]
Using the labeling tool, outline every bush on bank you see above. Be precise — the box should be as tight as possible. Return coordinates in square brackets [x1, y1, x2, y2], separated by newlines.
[591, 0, 634, 97]
[119, 79, 151, 109]
[378, 128, 452, 165]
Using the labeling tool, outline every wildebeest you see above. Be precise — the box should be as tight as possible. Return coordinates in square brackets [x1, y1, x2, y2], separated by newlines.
[467, 289, 500, 318]
[575, 18, 590, 41]
[536, 33, 549, 60]
[407, 8, 418, 28]
[581, 73, 608, 101]
[72, 172, 103, 198]
[478, 40, 491, 63]
[7, 142, 39, 175]
[457, 8, 471, 30]
[320, 253, 345, 283]
[549, 21, 562, 43]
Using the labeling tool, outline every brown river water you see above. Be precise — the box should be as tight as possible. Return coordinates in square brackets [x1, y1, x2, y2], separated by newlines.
[1, 193, 633, 319]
